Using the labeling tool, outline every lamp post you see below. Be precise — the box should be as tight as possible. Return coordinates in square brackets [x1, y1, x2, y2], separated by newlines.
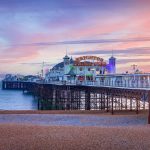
[131, 64, 138, 87]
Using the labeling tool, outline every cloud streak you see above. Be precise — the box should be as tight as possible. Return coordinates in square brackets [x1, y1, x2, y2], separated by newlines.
[71, 47, 150, 55]
[9, 37, 150, 47]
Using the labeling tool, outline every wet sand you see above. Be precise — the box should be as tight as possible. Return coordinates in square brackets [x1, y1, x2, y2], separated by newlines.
[0, 109, 148, 115]
[0, 113, 148, 126]
[0, 110, 149, 150]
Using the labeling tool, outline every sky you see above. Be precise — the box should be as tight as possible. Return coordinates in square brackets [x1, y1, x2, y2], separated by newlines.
[0, 0, 150, 75]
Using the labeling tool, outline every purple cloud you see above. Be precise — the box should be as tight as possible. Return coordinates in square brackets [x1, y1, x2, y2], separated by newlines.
[71, 47, 150, 55]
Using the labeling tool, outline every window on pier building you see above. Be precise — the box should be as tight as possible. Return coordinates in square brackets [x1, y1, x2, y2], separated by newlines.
[100, 70, 102, 74]
[103, 69, 105, 74]
[79, 67, 83, 71]
[96, 68, 99, 71]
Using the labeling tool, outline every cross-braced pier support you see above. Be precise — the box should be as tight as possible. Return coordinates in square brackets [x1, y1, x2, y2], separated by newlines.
[32, 84, 149, 117]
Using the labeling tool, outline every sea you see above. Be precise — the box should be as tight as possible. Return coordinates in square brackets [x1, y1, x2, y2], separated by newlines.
[0, 80, 37, 110]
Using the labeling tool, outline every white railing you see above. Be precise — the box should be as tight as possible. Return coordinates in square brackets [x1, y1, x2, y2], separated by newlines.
[42, 80, 150, 89]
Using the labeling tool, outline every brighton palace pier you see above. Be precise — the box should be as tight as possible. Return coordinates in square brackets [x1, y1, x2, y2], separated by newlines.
[2, 55, 150, 123]
[45, 55, 150, 88]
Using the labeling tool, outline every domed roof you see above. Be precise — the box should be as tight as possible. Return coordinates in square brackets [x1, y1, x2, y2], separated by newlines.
[52, 62, 64, 70]
[110, 56, 116, 59]
[52, 58, 74, 70]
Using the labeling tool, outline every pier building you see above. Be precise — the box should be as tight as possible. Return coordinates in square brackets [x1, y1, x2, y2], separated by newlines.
[45, 54, 116, 83]
[45, 54, 150, 88]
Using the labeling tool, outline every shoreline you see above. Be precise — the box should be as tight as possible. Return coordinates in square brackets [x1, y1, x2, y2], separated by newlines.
[0, 109, 148, 115]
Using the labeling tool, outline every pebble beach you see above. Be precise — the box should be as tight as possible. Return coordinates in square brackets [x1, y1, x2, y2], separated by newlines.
[0, 110, 149, 150]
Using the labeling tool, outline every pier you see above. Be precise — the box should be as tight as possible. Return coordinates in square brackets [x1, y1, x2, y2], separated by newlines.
[2, 80, 150, 124]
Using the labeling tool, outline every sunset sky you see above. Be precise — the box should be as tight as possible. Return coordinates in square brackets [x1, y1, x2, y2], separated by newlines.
[0, 0, 150, 75]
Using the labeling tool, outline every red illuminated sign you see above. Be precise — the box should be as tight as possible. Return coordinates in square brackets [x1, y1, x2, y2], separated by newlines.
[74, 56, 107, 67]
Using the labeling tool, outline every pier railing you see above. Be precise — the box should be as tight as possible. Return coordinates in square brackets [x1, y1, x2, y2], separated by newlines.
[2, 79, 150, 90]
[43, 80, 150, 89]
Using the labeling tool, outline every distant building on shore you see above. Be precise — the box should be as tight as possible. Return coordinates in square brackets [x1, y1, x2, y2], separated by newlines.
[4, 74, 41, 82]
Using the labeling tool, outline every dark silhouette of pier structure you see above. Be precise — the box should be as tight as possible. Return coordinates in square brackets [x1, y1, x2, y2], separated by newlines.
[2, 81, 150, 124]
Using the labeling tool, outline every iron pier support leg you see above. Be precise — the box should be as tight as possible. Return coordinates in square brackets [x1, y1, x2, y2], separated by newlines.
[130, 98, 132, 111]
[107, 93, 109, 112]
[85, 91, 91, 110]
[136, 97, 139, 114]
[148, 91, 150, 124]
[38, 98, 40, 110]
[111, 94, 114, 115]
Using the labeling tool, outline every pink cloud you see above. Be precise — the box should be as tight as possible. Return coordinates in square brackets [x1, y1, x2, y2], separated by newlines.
[1, 0, 150, 74]
[0, 45, 40, 64]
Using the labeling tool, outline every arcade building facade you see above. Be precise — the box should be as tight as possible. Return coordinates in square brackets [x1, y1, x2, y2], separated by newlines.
[45, 54, 116, 83]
